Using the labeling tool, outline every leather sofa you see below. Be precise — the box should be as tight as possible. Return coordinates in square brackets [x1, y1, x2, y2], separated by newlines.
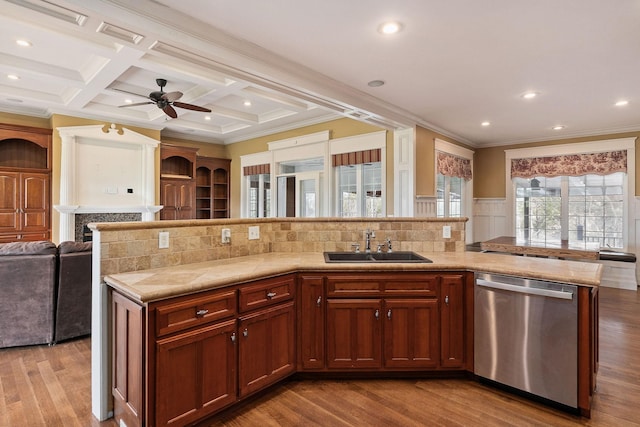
[0, 240, 92, 348]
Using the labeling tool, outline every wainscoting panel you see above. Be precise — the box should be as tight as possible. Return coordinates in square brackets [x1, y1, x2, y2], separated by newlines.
[473, 198, 507, 243]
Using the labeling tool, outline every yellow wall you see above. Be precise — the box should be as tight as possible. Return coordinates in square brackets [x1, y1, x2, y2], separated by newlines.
[225, 118, 386, 216]
[0, 112, 50, 128]
[474, 131, 640, 198]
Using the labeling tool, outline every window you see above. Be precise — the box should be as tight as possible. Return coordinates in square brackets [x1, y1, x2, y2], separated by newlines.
[506, 139, 634, 251]
[434, 141, 473, 220]
[437, 174, 463, 217]
[335, 162, 382, 217]
[514, 173, 624, 248]
[247, 173, 270, 218]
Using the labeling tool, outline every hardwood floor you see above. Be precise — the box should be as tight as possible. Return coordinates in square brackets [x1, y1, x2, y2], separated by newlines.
[1, 287, 639, 427]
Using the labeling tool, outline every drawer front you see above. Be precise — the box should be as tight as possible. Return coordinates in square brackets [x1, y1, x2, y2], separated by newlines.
[326, 275, 383, 297]
[384, 273, 438, 297]
[156, 289, 237, 337]
[239, 275, 295, 313]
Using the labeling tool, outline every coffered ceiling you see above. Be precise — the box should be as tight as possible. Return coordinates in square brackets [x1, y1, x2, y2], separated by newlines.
[1, 0, 639, 147]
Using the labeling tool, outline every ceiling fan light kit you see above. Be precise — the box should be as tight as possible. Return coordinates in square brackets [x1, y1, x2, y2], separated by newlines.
[119, 78, 211, 118]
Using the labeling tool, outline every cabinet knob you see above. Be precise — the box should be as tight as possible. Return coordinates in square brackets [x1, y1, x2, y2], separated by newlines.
[374, 309, 380, 320]
[230, 332, 236, 343]
[316, 296, 322, 307]
[266, 292, 277, 299]
[196, 309, 209, 317]
[243, 328, 248, 337]
[445, 295, 449, 305]
[387, 309, 392, 320]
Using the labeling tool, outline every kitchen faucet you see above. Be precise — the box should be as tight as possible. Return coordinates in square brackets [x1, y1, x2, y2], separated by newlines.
[364, 229, 375, 253]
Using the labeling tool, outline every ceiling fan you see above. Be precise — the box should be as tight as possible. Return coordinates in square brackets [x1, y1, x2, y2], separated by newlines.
[118, 78, 211, 118]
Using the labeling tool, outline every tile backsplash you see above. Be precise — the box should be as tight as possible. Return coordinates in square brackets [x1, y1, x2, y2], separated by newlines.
[91, 217, 467, 277]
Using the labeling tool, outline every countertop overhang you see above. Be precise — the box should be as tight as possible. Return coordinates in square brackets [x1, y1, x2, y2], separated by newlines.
[104, 251, 603, 304]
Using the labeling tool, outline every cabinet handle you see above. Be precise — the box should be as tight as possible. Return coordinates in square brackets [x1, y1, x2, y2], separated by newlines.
[374, 309, 380, 320]
[243, 328, 248, 337]
[316, 296, 322, 307]
[445, 295, 449, 305]
[387, 309, 392, 320]
[230, 332, 236, 343]
[196, 309, 209, 317]
[266, 292, 277, 299]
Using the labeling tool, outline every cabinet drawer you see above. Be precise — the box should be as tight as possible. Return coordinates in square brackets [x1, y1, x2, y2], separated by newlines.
[384, 273, 438, 297]
[155, 289, 237, 337]
[326, 275, 383, 297]
[239, 275, 295, 313]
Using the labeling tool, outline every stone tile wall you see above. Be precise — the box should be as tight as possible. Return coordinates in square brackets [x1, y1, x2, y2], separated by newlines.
[93, 217, 467, 277]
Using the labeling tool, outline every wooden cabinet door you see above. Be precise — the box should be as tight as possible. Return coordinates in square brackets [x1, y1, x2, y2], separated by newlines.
[440, 274, 465, 368]
[0, 171, 19, 233]
[238, 301, 295, 397]
[326, 299, 382, 369]
[298, 275, 325, 370]
[383, 299, 439, 369]
[160, 180, 193, 220]
[156, 319, 237, 427]
[21, 172, 49, 232]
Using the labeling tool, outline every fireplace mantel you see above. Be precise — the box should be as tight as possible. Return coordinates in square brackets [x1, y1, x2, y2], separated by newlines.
[55, 124, 161, 241]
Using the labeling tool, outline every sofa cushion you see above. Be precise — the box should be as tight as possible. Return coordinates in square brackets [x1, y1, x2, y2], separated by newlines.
[0, 240, 57, 256]
[58, 241, 92, 254]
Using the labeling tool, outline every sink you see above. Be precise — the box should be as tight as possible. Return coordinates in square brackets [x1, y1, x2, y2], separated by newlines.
[323, 251, 432, 263]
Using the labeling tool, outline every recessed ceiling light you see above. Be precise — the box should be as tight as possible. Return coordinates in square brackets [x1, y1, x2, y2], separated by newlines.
[522, 91, 538, 99]
[552, 125, 565, 130]
[16, 39, 32, 47]
[204, 116, 211, 121]
[368, 80, 385, 87]
[124, 99, 133, 104]
[243, 100, 252, 107]
[7, 74, 20, 80]
[378, 21, 403, 35]
[615, 100, 629, 107]
[481, 121, 491, 127]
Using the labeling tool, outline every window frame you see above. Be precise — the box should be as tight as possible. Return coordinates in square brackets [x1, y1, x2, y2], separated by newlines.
[504, 138, 636, 251]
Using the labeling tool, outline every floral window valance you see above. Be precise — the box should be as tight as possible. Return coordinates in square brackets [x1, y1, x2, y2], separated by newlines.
[511, 150, 627, 179]
[437, 152, 472, 181]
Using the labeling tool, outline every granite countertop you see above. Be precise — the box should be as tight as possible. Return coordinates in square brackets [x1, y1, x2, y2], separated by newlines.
[103, 251, 603, 304]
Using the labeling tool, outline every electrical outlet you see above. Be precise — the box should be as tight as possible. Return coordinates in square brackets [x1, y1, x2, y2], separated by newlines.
[221, 228, 231, 244]
[158, 231, 169, 248]
[442, 225, 451, 239]
[248, 226, 260, 240]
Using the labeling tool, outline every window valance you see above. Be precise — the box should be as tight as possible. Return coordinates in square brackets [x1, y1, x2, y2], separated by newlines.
[332, 149, 381, 167]
[437, 152, 472, 181]
[510, 150, 627, 179]
[243, 164, 270, 176]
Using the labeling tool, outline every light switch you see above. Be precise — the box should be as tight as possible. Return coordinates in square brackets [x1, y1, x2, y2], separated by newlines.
[248, 226, 260, 240]
[443, 226, 451, 239]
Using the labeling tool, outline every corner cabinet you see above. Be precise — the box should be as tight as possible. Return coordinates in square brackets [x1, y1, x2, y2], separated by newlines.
[0, 124, 51, 243]
[196, 157, 231, 219]
[110, 274, 296, 427]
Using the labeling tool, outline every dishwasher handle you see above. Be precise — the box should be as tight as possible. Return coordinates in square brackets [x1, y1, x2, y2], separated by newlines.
[476, 278, 574, 300]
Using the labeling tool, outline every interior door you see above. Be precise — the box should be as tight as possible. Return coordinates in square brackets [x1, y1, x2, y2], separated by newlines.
[276, 172, 320, 217]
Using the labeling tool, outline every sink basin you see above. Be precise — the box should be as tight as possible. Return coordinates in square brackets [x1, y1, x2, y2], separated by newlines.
[323, 251, 432, 263]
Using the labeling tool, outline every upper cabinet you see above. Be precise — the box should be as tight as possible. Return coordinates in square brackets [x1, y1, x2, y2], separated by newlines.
[160, 144, 231, 220]
[0, 124, 52, 243]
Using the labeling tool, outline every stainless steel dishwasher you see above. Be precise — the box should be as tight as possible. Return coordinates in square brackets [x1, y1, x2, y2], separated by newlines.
[474, 272, 578, 409]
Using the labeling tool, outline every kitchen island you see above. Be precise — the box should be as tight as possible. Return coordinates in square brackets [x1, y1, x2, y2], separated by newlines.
[104, 251, 601, 427]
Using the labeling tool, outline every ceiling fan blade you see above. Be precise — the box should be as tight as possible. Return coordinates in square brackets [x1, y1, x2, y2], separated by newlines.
[118, 101, 154, 108]
[163, 104, 178, 118]
[162, 91, 183, 102]
[173, 101, 211, 112]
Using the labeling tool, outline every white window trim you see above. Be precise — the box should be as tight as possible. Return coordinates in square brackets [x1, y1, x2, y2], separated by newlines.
[435, 139, 474, 242]
[504, 138, 636, 250]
